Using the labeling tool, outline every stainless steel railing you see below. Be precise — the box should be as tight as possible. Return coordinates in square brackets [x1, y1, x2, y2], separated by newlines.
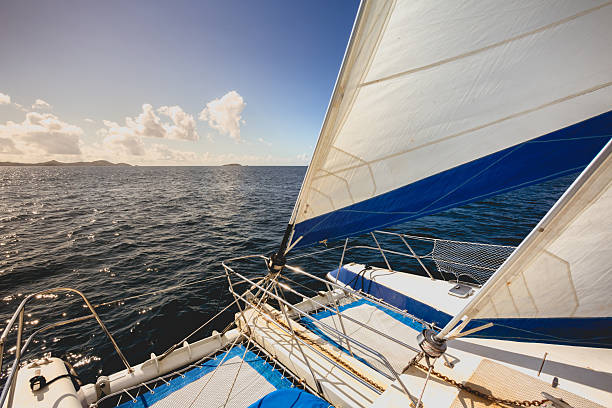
[221, 254, 422, 402]
[286, 230, 516, 286]
[0, 273, 230, 407]
[0, 287, 132, 408]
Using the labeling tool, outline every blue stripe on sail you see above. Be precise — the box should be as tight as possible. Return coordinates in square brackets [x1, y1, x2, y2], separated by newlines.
[293, 111, 612, 248]
[329, 267, 612, 348]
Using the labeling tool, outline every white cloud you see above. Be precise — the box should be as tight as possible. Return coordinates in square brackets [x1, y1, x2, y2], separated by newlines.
[1, 93, 48, 112]
[14, 103, 27, 112]
[125, 104, 166, 138]
[80, 139, 205, 165]
[157, 105, 198, 141]
[98, 103, 198, 156]
[97, 122, 145, 156]
[150, 143, 198, 162]
[32, 99, 52, 110]
[0, 112, 83, 154]
[84, 118, 95, 123]
[199, 91, 246, 142]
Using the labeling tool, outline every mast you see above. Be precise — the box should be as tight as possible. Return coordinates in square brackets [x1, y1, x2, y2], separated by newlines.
[267, 223, 293, 272]
[267, 0, 371, 272]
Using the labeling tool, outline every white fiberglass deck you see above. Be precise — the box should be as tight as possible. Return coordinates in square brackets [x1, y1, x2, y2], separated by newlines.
[237, 304, 393, 408]
[300, 298, 423, 374]
[319, 278, 612, 407]
[328, 262, 479, 318]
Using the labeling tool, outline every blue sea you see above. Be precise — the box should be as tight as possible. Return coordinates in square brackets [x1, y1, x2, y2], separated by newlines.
[0, 165, 575, 385]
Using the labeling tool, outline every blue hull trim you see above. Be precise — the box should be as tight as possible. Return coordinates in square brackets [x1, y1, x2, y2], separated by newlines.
[330, 267, 612, 348]
[294, 111, 612, 248]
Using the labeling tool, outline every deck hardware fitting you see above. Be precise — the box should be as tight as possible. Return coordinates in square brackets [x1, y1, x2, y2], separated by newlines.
[538, 352, 548, 376]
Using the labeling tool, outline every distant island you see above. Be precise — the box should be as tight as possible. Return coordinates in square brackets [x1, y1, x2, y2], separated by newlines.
[0, 160, 131, 167]
[221, 163, 242, 167]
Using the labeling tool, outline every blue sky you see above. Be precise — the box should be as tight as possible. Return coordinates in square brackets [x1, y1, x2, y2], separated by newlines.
[0, 0, 359, 165]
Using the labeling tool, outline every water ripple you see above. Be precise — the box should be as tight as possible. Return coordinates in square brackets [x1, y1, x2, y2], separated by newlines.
[0, 166, 574, 385]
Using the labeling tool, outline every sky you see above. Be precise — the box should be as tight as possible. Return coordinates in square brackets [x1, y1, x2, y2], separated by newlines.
[0, 0, 359, 165]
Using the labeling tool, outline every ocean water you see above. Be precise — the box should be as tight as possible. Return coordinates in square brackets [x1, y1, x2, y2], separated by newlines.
[0, 166, 575, 385]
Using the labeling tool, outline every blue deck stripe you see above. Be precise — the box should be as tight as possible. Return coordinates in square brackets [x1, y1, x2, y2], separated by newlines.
[330, 267, 612, 348]
[307, 298, 426, 333]
[293, 111, 612, 248]
[118, 345, 292, 408]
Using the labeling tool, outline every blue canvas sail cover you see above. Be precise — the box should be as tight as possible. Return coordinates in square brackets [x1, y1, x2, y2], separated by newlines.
[248, 389, 330, 408]
[287, 0, 612, 249]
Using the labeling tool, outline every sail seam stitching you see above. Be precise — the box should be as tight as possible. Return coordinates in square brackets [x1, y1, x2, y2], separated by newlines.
[294, 0, 393, 226]
[311, 82, 612, 180]
[317, 168, 356, 204]
[360, 1, 612, 87]
[329, 145, 377, 195]
[302, 0, 396, 215]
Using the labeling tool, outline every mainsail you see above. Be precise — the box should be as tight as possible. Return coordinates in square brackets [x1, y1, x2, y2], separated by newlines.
[439, 139, 612, 347]
[288, 0, 612, 249]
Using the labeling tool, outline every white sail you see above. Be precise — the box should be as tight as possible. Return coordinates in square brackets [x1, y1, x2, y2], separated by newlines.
[289, 0, 612, 248]
[439, 140, 612, 344]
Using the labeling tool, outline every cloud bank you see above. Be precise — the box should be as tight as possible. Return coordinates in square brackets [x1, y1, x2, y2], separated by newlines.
[199, 91, 246, 142]
[158, 105, 198, 141]
[0, 90, 308, 165]
[0, 112, 83, 155]
[0, 137, 21, 154]
[98, 104, 198, 156]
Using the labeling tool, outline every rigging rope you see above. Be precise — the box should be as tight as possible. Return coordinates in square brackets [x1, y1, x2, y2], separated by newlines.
[186, 276, 278, 408]
[249, 296, 387, 394]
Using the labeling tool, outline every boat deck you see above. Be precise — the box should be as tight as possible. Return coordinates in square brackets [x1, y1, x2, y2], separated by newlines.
[323, 272, 612, 407]
[300, 298, 425, 374]
[327, 262, 478, 327]
[237, 303, 393, 408]
[116, 345, 292, 408]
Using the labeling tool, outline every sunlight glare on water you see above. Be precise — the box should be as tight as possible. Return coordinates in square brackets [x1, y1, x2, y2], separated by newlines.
[0, 165, 575, 385]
